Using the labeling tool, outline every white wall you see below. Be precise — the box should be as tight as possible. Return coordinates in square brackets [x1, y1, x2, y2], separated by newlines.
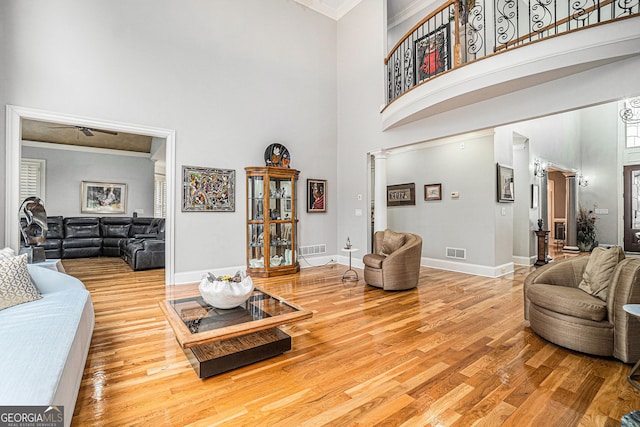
[21, 144, 154, 217]
[386, 134, 496, 266]
[0, 0, 338, 280]
[579, 103, 620, 246]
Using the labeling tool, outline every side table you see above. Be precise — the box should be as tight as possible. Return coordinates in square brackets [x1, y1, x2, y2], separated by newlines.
[623, 304, 640, 391]
[341, 248, 359, 282]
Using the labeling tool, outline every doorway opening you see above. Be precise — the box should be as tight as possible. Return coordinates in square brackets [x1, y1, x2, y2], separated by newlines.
[5, 105, 176, 284]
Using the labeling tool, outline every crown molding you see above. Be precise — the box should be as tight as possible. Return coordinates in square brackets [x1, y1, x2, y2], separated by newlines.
[294, 0, 362, 20]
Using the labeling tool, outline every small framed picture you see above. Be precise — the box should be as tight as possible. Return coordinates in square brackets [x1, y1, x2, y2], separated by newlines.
[424, 183, 442, 201]
[497, 163, 515, 203]
[307, 179, 326, 212]
[531, 184, 539, 209]
[387, 183, 416, 206]
[81, 181, 127, 214]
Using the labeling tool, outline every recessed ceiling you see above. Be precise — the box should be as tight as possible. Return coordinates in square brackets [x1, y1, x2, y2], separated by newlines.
[295, 0, 423, 22]
[21, 118, 152, 153]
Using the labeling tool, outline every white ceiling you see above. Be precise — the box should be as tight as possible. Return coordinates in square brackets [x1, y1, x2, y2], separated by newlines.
[294, 0, 424, 22]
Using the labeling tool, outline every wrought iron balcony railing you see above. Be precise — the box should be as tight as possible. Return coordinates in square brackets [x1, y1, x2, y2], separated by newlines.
[384, 0, 639, 105]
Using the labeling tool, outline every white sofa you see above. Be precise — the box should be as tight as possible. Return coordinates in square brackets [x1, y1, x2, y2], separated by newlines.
[0, 264, 94, 427]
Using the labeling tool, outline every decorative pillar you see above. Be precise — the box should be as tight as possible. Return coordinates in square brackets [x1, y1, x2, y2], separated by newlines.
[373, 150, 388, 232]
[566, 174, 578, 248]
[539, 173, 548, 232]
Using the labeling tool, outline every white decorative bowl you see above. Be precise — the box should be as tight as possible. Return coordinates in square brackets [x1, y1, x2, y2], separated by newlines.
[199, 273, 254, 309]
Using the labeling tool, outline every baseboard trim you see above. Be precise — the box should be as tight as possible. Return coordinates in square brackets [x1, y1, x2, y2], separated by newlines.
[421, 257, 514, 278]
[174, 254, 514, 284]
[513, 255, 536, 266]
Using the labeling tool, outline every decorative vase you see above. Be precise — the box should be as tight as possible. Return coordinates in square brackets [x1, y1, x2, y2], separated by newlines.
[199, 272, 254, 309]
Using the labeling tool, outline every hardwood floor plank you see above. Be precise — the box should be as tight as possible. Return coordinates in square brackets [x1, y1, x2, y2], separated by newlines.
[60, 257, 640, 426]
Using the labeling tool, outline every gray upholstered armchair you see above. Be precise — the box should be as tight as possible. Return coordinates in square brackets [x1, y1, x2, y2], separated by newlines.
[363, 229, 422, 291]
[524, 248, 640, 363]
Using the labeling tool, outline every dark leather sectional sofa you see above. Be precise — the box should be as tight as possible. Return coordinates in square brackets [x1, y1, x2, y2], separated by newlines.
[33, 216, 165, 271]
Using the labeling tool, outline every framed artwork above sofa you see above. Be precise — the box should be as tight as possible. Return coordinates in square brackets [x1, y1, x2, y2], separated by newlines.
[81, 181, 127, 214]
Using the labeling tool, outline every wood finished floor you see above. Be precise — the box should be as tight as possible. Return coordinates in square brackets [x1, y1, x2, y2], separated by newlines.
[64, 255, 640, 426]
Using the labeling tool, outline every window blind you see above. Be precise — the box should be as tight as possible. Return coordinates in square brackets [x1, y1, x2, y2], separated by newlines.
[154, 174, 166, 218]
[19, 158, 45, 204]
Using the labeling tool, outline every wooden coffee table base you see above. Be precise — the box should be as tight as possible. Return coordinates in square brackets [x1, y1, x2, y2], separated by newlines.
[185, 328, 292, 379]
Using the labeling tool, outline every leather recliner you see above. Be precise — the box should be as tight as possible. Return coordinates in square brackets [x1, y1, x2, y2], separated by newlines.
[101, 217, 133, 257]
[62, 217, 102, 258]
[121, 218, 166, 271]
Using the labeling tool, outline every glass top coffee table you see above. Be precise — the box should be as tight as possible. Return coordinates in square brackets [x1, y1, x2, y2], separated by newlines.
[159, 286, 312, 378]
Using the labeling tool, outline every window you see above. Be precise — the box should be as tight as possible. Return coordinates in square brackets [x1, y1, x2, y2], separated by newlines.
[19, 158, 46, 204]
[154, 173, 166, 218]
[624, 98, 640, 148]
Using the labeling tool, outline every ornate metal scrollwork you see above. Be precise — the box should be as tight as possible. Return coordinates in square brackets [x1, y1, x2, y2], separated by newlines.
[620, 98, 640, 125]
[531, 0, 554, 33]
[616, 0, 639, 16]
[393, 56, 402, 99]
[387, 66, 392, 103]
[571, 0, 596, 26]
[467, 2, 485, 54]
[404, 47, 414, 90]
[495, 0, 517, 47]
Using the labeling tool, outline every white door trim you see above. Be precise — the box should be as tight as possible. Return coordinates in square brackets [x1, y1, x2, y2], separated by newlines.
[5, 105, 176, 285]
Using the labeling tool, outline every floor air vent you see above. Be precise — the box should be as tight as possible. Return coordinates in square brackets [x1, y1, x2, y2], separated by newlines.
[446, 247, 466, 260]
[298, 244, 327, 256]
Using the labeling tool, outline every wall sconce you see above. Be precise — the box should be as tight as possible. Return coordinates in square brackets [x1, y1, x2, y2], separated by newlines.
[578, 173, 589, 187]
[534, 159, 547, 177]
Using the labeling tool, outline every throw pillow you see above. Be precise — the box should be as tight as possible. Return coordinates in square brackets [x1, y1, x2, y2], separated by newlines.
[380, 229, 406, 256]
[578, 246, 625, 301]
[0, 253, 42, 311]
[0, 247, 15, 259]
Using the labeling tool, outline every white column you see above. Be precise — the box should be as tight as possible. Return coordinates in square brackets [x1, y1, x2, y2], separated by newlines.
[566, 174, 578, 248]
[373, 150, 388, 232]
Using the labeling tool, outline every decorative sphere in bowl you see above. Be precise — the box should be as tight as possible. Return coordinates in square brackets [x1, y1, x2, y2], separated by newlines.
[199, 271, 254, 309]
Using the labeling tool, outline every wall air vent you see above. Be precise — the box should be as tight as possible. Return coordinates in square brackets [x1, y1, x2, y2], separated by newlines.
[446, 247, 466, 260]
[298, 244, 327, 256]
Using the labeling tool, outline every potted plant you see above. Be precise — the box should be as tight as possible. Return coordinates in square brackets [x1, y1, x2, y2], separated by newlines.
[577, 206, 597, 252]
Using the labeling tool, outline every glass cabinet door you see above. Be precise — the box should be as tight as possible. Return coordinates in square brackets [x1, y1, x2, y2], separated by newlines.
[247, 175, 265, 268]
[247, 176, 264, 221]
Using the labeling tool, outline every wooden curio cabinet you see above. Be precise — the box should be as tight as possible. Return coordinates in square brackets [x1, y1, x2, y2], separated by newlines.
[245, 166, 300, 277]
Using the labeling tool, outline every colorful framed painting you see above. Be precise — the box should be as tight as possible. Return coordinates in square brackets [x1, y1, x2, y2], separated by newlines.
[81, 181, 127, 214]
[414, 23, 450, 84]
[307, 179, 326, 212]
[497, 164, 515, 202]
[182, 166, 235, 212]
[387, 183, 416, 206]
[424, 183, 442, 201]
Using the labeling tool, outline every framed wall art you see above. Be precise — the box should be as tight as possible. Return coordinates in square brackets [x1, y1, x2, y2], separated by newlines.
[307, 179, 326, 212]
[414, 23, 450, 84]
[531, 184, 539, 209]
[182, 166, 235, 212]
[81, 181, 127, 214]
[424, 183, 442, 201]
[387, 183, 416, 206]
[497, 163, 515, 202]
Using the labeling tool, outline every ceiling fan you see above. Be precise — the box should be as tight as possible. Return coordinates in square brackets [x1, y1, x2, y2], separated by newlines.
[49, 125, 118, 137]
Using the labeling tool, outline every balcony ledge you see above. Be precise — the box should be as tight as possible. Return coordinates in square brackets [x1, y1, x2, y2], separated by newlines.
[381, 17, 640, 131]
